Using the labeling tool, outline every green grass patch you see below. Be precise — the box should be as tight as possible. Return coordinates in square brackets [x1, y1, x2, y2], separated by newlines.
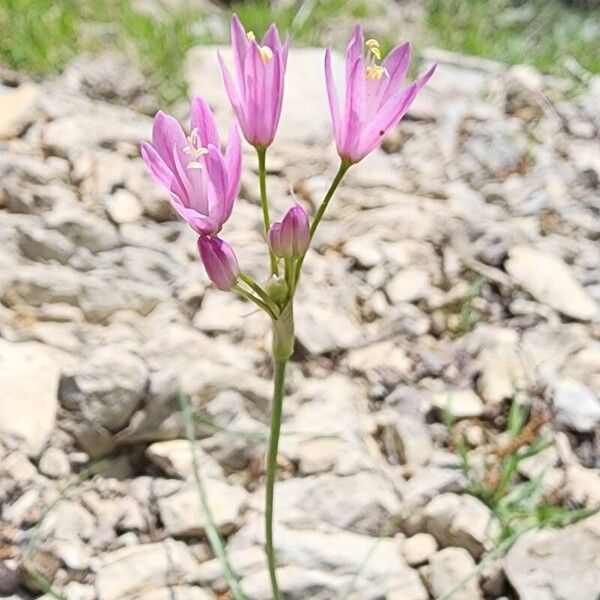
[427, 0, 600, 75]
[0, 0, 206, 105]
[228, 0, 374, 44]
[1, 0, 598, 109]
[452, 397, 595, 545]
[440, 396, 597, 599]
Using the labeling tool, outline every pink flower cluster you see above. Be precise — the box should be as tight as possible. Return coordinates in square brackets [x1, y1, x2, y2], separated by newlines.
[141, 16, 434, 290]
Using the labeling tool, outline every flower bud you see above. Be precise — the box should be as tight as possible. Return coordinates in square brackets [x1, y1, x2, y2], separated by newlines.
[197, 236, 239, 291]
[267, 204, 310, 258]
[265, 275, 289, 307]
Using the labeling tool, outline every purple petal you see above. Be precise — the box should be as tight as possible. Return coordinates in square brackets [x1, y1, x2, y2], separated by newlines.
[173, 204, 220, 236]
[346, 24, 364, 80]
[265, 51, 283, 144]
[151, 111, 186, 172]
[218, 52, 248, 138]
[243, 42, 266, 145]
[218, 52, 243, 113]
[204, 144, 229, 226]
[358, 83, 419, 157]
[190, 96, 220, 147]
[324, 48, 340, 139]
[230, 14, 248, 89]
[415, 63, 437, 91]
[141, 142, 174, 189]
[224, 125, 242, 209]
[198, 236, 239, 291]
[171, 142, 196, 210]
[340, 56, 366, 156]
[282, 33, 290, 67]
[140, 141, 187, 203]
[379, 42, 411, 104]
[262, 23, 282, 52]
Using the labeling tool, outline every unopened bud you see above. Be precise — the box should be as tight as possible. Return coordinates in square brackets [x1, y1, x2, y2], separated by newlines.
[267, 204, 310, 259]
[197, 236, 239, 291]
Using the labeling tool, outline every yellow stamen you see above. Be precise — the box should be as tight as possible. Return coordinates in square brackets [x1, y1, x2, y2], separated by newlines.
[245, 30, 273, 63]
[183, 128, 209, 169]
[366, 39, 381, 60]
[366, 64, 385, 80]
[364, 38, 386, 80]
[260, 45, 273, 63]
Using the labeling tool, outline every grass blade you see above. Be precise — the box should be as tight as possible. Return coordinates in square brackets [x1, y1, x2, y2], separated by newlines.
[179, 391, 247, 600]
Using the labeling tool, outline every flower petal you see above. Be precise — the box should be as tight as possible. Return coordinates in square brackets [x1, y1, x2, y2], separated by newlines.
[340, 56, 365, 155]
[265, 51, 283, 143]
[218, 52, 248, 137]
[262, 23, 282, 52]
[190, 96, 220, 147]
[346, 24, 364, 79]
[204, 144, 229, 226]
[230, 14, 248, 89]
[324, 47, 340, 140]
[358, 82, 418, 156]
[415, 63, 437, 91]
[224, 124, 242, 209]
[379, 42, 411, 104]
[281, 33, 290, 67]
[173, 203, 219, 236]
[243, 42, 266, 145]
[151, 110, 186, 172]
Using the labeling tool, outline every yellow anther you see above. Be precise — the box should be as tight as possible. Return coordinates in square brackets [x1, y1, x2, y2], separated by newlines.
[366, 64, 385, 80]
[260, 45, 274, 63]
[184, 128, 208, 168]
[366, 39, 381, 60]
[245, 31, 273, 64]
[365, 38, 386, 79]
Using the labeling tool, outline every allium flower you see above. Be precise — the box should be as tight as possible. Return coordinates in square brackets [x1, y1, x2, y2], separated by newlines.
[325, 26, 436, 164]
[198, 236, 240, 291]
[268, 204, 310, 258]
[219, 14, 289, 148]
[141, 96, 241, 236]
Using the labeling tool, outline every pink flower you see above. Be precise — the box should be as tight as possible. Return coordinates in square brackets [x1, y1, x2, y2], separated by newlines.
[198, 236, 240, 291]
[219, 15, 289, 148]
[268, 204, 310, 258]
[325, 26, 436, 164]
[141, 96, 241, 236]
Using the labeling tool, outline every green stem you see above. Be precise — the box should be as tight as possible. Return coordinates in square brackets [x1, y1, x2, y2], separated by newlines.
[265, 358, 287, 600]
[179, 392, 246, 600]
[234, 285, 277, 319]
[256, 146, 279, 276]
[284, 257, 294, 294]
[294, 160, 350, 284]
[239, 272, 280, 317]
[309, 161, 351, 240]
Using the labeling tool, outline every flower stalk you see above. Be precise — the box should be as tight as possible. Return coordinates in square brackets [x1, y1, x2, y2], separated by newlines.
[293, 160, 351, 285]
[265, 358, 287, 600]
[256, 147, 280, 276]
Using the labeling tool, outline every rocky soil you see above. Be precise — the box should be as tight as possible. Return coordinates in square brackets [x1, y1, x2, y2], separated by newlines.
[0, 34, 599, 600]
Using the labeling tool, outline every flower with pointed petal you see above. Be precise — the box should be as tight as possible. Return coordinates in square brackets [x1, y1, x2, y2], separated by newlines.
[325, 26, 436, 164]
[219, 14, 289, 148]
[140, 96, 241, 236]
